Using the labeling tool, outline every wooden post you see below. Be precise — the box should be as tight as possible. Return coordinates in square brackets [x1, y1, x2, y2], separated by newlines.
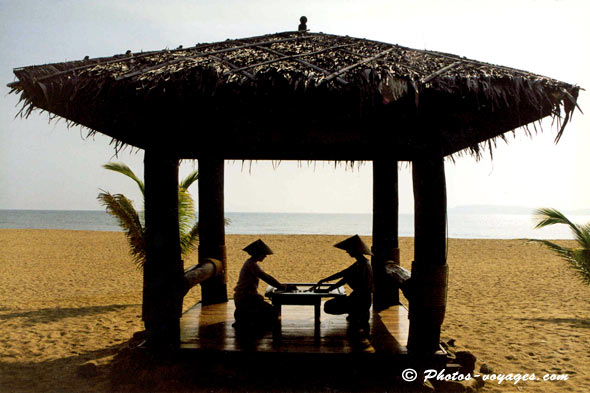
[407, 153, 448, 356]
[198, 158, 228, 305]
[372, 159, 400, 311]
[142, 149, 184, 351]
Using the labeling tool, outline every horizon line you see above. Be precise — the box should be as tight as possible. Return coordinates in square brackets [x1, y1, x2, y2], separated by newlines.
[1, 206, 589, 215]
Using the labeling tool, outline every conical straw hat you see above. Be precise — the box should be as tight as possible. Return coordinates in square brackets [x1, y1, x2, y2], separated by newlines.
[333, 235, 373, 256]
[243, 239, 274, 257]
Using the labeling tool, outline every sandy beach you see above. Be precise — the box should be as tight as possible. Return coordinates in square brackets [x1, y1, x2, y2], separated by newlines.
[0, 229, 588, 392]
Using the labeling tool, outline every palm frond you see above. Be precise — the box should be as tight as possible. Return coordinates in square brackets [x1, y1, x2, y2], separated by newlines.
[98, 191, 146, 268]
[180, 222, 199, 257]
[530, 208, 590, 285]
[534, 208, 586, 246]
[103, 162, 145, 197]
[179, 169, 199, 190]
[570, 249, 590, 285]
[100, 161, 203, 269]
[177, 188, 199, 257]
[579, 223, 590, 250]
[178, 188, 196, 237]
[528, 239, 576, 262]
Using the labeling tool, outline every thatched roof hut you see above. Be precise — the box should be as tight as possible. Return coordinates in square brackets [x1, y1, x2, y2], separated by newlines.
[8, 29, 581, 356]
[9, 31, 579, 160]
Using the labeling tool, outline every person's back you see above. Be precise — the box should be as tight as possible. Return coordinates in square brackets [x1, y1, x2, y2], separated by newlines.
[234, 258, 262, 305]
[346, 258, 373, 293]
[346, 257, 373, 325]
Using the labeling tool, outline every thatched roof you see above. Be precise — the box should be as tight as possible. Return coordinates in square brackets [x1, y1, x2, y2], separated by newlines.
[8, 31, 580, 160]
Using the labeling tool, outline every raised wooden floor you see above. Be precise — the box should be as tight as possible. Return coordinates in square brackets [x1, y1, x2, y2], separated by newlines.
[180, 300, 409, 357]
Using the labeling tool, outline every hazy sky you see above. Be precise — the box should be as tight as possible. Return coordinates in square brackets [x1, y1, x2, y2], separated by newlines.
[1, 0, 588, 214]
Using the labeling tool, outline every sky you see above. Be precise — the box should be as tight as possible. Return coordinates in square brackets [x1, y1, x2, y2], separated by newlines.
[0, 0, 589, 214]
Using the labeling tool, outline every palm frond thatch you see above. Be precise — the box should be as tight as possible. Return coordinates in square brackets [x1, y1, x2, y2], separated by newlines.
[8, 31, 581, 161]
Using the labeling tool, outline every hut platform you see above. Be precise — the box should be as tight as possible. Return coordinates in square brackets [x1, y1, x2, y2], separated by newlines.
[179, 300, 445, 370]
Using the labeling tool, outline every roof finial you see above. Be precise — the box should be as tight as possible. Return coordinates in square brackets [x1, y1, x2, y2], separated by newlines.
[298, 16, 308, 32]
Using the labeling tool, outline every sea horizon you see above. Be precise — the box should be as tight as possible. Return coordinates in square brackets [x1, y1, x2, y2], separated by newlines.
[1, 208, 589, 240]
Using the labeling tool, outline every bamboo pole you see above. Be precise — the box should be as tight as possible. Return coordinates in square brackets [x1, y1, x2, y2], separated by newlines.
[142, 149, 184, 351]
[407, 152, 448, 356]
[321, 47, 395, 83]
[372, 159, 400, 311]
[198, 158, 228, 305]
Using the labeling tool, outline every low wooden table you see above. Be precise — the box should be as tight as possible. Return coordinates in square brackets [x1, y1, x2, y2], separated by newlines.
[265, 283, 346, 327]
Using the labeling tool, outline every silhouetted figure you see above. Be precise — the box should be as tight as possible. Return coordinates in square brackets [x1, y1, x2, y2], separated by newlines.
[298, 16, 308, 31]
[312, 235, 374, 333]
[233, 239, 288, 331]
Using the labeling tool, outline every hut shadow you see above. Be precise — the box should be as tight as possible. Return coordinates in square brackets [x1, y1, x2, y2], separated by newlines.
[0, 344, 124, 393]
[517, 317, 590, 329]
[0, 304, 140, 326]
[113, 350, 420, 393]
[109, 331, 420, 393]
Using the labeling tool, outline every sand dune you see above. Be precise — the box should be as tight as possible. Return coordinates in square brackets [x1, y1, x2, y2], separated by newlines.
[0, 229, 588, 392]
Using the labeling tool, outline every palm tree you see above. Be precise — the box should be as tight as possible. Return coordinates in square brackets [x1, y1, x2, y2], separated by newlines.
[530, 208, 590, 285]
[97, 162, 199, 269]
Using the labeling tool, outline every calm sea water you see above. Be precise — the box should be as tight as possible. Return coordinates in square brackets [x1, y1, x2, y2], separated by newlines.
[1, 209, 588, 239]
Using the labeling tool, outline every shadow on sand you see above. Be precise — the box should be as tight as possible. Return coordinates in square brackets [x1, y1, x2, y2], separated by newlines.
[109, 333, 430, 393]
[0, 304, 140, 326]
[0, 344, 123, 393]
[2, 333, 432, 393]
[517, 317, 590, 329]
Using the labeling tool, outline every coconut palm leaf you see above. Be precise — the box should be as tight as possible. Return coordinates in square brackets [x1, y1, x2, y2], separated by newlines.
[530, 208, 590, 285]
[179, 169, 199, 190]
[177, 168, 200, 256]
[534, 208, 590, 249]
[534, 240, 590, 285]
[98, 191, 146, 267]
[181, 222, 200, 257]
[178, 189, 195, 231]
[178, 188, 198, 254]
[100, 162, 204, 269]
[103, 162, 145, 197]
[569, 249, 590, 285]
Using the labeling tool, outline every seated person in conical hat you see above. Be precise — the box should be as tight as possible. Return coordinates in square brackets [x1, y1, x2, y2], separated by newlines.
[311, 235, 374, 332]
[233, 239, 288, 331]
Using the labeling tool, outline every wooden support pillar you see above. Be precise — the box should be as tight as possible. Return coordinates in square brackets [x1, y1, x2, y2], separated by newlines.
[407, 153, 448, 356]
[198, 158, 228, 305]
[142, 149, 184, 351]
[372, 159, 400, 311]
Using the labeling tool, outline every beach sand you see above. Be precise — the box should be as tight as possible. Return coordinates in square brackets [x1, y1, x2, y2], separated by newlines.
[0, 229, 588, 392]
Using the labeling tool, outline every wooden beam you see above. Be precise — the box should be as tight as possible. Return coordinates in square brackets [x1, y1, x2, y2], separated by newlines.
[183, 258, 223, 296]
[384, 263, 412, 300]
[407, 152, 448, 356]
[198, 158, 228, 305]
[372, 159, 400, 311]
[143, 149, 184, 351]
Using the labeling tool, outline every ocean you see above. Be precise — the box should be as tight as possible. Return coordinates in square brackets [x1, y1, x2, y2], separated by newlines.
[1, 209, 588, 239]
